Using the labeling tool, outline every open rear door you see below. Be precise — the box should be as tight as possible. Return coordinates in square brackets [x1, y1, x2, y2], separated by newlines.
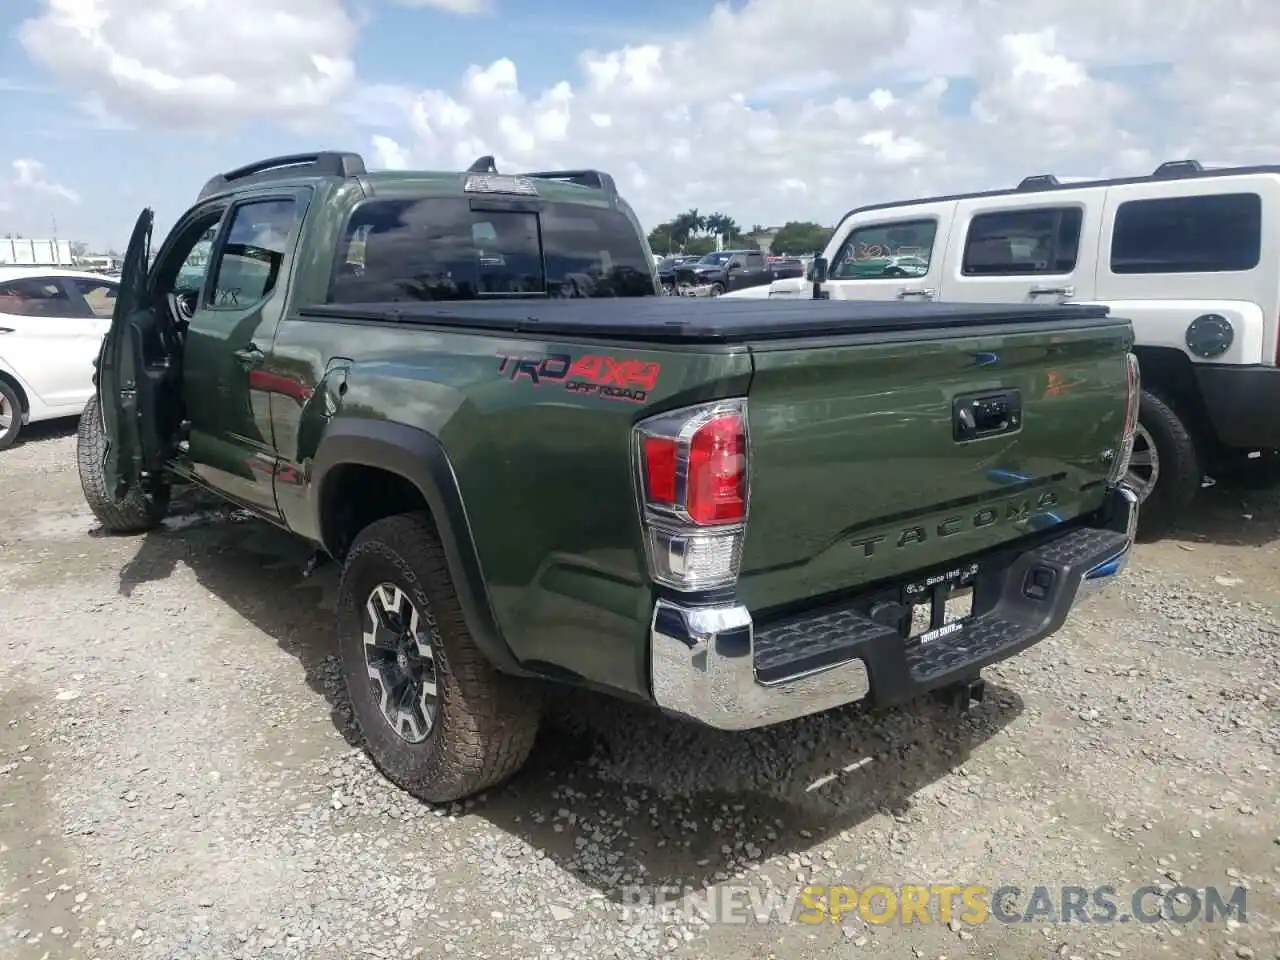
[95, 208, 159, 499]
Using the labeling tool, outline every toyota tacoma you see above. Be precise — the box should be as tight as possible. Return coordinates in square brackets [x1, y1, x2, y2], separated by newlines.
[78, 150, 1141, 803]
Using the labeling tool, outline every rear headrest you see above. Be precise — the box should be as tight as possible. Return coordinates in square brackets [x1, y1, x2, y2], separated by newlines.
[966, 238, 1014, 267]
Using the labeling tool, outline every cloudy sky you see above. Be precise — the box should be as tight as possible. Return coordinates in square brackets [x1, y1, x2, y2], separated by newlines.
[0, 0, 1274, 250]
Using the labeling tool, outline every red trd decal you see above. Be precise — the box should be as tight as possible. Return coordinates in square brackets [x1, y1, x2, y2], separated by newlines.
[569, 356, 661, 392]
[496, 351, 661, 403]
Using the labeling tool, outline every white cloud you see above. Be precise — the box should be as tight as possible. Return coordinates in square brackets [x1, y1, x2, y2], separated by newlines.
[10, 159, 80, 204]
[19, 0, 357, 127]
[389, 0, 489, 11]
[17, 0, 1280, 230]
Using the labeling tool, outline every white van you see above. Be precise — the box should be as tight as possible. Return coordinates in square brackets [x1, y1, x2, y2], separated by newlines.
[738, 160, 1280, 540]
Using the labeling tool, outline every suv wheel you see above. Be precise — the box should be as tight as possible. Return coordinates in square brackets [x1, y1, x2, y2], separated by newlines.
[1130, 389, 1201, 542]
[336, 512, 542, 803]
[76, 393, 171, 533]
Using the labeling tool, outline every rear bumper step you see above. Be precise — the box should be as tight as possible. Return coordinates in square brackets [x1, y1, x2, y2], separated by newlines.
[649, 484, 1138, 730]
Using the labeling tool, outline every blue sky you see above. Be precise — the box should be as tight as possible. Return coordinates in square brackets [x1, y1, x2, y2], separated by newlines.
[1, 0, 707, 249]
[0, 0, 1259, 252]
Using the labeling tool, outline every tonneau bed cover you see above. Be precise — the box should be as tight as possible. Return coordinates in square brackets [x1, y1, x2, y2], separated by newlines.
[298, 297, 1114, 344]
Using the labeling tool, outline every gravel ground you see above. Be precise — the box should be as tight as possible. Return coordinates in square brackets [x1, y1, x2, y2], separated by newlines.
[1, 420, 1277, 960]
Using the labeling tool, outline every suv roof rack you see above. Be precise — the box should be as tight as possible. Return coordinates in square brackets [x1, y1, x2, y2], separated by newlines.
[1017, 174, 1059, 190]
[463, 155, 618, 198]
[198, 151, 366, 200]
[1152, 159, 1204, 178]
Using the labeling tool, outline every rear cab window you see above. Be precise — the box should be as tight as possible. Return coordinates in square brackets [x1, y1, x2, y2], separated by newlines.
[328, 198, 656, 302]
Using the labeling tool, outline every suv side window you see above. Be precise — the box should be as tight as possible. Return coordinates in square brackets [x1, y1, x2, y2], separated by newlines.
[208, 198, 301, 309]
[0, 277, 85, 318]
[1109, 193, 1262, 274]
[745, 252, 765, 269]
[962, 207, 1083, 276]
[830, 219, 936, 279]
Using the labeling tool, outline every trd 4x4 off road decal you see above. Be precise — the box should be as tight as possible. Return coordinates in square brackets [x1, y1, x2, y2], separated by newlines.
[496, 352, 660, 403]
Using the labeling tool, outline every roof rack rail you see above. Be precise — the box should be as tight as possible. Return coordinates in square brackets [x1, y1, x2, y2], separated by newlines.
[198, 151, 366, 200]
[1152, 159, 1203, 178]
[1017, 174, 1059, 190]
[521, 168, 618, 198]
[467, 155, 499, 174]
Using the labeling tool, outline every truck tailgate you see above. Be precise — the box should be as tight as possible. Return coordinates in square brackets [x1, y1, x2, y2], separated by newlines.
[738, 320, 1133, 612]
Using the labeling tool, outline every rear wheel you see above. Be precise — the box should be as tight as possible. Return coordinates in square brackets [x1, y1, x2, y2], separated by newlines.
[1130, 389, 1201, 542]
[336, 511, 541, 803]
[0, 379, 21, 451]
[76, 393, 171, 533]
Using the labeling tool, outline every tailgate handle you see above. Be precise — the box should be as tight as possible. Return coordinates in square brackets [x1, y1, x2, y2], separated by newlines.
[953, 389, 1022, 442]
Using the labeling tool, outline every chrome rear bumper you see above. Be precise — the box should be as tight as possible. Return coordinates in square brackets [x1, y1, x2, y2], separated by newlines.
[649, 485, 1138, 731]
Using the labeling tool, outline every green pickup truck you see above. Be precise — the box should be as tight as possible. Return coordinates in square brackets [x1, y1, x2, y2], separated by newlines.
[78, 151, 1141, 803]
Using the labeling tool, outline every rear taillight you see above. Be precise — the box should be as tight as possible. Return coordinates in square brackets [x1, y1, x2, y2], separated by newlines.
[1108, 352, 1141, 486]
[634, 399, 749, 591]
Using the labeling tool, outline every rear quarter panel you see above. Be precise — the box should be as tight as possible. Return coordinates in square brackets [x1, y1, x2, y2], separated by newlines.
[269, 315, 751, 698]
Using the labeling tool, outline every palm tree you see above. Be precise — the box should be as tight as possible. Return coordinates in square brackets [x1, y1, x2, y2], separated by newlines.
[671, 210, 703, 249]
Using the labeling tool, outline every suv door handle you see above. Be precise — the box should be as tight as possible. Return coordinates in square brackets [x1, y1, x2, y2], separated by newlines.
[898, 288, 935, 299]
[1030, 285, 1074, 297]
[234, 346, 265, 368]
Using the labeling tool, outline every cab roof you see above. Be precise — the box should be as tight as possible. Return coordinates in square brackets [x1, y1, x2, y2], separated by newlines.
[196, 150, 623, 209]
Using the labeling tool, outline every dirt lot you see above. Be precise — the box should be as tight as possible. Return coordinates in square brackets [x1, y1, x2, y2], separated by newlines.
[1, 422, 1277, 960]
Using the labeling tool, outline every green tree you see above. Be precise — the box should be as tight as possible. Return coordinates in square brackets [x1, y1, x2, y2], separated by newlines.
[683, 235, 717, 255]
[647, 222, 677, 254]
[769, 221, 831, 256]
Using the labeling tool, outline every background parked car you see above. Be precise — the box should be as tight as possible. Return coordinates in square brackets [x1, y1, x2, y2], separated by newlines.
[0, 267, 119, 449]
[655, 254, 702, 293]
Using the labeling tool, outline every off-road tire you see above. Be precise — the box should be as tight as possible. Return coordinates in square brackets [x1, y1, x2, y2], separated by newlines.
[76, 393, 171, 534]
[1133, 389, 1201, 542]
[337, 511, 542, 803]
[0, 379, 22, 451]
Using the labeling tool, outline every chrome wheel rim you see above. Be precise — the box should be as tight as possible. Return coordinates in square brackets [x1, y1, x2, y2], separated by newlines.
[1125, 423, 1160, 502]
[0, 393, 12, 434]
[362, 583, 438, 744]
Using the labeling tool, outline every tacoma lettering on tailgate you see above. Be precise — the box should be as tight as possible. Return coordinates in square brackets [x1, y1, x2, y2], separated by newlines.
[850, 491, 1060, 558]
[496, 352, 660, 404]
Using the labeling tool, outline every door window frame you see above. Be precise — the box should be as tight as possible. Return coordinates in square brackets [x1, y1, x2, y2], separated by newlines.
[959, 204, 1086, 278]
[147, 200, 232, 308]
[828, 217, 940, 280]
[202, 192, 308, 313]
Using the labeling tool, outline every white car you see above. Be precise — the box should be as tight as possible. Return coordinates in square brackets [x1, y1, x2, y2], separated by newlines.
[0, 266, 120, 449]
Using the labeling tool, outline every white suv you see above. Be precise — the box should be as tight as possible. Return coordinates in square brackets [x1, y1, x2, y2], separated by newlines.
[737, 160, 1280, 540]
